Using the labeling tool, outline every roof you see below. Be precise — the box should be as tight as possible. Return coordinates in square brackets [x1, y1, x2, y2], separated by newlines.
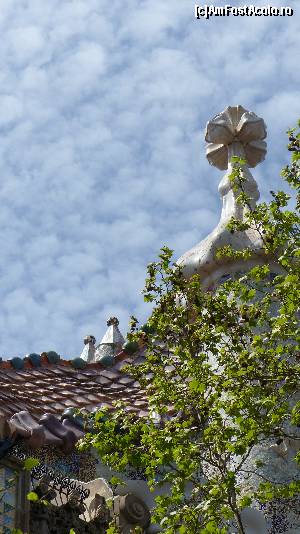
[0, 349, 148, 452]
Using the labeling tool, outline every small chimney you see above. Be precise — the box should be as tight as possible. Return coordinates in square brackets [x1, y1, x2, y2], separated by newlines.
[94, 317, 125, 366]
[80, 335, 96, 363]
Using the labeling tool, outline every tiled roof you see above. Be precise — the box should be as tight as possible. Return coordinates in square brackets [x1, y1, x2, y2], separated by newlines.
[0, 349, 148, 451]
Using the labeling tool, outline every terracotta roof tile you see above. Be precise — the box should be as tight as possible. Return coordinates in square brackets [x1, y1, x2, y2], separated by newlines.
[52, 403, 68, 411]
[64, 399, 78, 407]
[0, 352, 149, 450]
[94, 376, 111, 385]
[86, 394, 102, 402]
[50, 368, 66, 376]
[39, 396, 51, 404]
[80, 369, 98, 376]
[118, 377, 135, 385]
[134, 400, 148, 407]
[100, 369, 119, 379]
[109, 383, 125, 390]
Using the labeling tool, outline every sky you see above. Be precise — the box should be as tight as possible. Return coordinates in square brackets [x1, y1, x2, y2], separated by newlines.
[0, 0, 299, 359]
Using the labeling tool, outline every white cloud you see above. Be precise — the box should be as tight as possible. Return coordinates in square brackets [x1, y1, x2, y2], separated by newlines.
[6, 26, 45, 67]
[0, 95, 23, 126]
[0, 0, 298, 358]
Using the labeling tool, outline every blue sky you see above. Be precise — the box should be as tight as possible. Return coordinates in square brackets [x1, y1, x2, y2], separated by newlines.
[0, 0, 299, 359]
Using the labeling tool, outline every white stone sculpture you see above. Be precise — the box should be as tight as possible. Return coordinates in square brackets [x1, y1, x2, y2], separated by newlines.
[95, 316, 125, 364]
[80, 317, 125, 365]
[205, 105, 267, 170]
[177, 105, 275, 289]
[78, 477, 113, 522]
[80, 335, 96, 362]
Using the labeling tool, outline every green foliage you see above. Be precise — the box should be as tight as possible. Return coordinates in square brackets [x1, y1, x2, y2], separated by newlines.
[109, 475, 126, 487]
[78, 122, 300, 533]
[27, 491, 39, 502]
[23, 457, 40, 471]
[106, 520, 121, 534]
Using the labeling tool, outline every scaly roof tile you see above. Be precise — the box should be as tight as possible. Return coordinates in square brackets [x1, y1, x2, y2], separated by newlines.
[0, 347, 148, 451]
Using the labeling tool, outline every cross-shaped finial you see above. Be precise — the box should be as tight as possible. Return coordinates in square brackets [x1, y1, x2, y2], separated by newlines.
[205, 105, 267, 170]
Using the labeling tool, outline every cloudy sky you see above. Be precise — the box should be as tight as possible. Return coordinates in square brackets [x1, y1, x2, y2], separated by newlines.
[0, 0, 298, 359]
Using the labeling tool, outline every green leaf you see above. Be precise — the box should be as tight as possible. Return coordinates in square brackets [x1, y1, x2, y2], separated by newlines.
[23, 457, 40, 471]
[205, 521, 219, 533]
[189, 379, 205, 393]
[27, 491, 39, 502]
[110, 476, 125, 487]
[239, 495, 252, 508]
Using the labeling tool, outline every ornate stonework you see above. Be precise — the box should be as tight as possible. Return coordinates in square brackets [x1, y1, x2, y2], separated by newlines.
[81, 335, 96, 363]
[205, 104, 267, 170]
[94, 316, 125, 365]
[80, 317, 125, 365]
[177, 105, 278, 288]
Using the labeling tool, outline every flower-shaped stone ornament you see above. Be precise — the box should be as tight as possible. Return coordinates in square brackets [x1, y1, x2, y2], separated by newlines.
[205, 105, 267, 170]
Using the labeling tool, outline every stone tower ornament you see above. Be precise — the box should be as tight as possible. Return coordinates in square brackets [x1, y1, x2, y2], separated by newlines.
[94, 316, 125, 365]
[80, 318, 125, 365]
[177, 105, 273, 288]
[80, 335, 96, 363]
[205, 105, 267, 170]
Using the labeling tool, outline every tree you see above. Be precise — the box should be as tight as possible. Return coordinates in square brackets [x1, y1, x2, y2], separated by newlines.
[79, 123, 300, 534]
